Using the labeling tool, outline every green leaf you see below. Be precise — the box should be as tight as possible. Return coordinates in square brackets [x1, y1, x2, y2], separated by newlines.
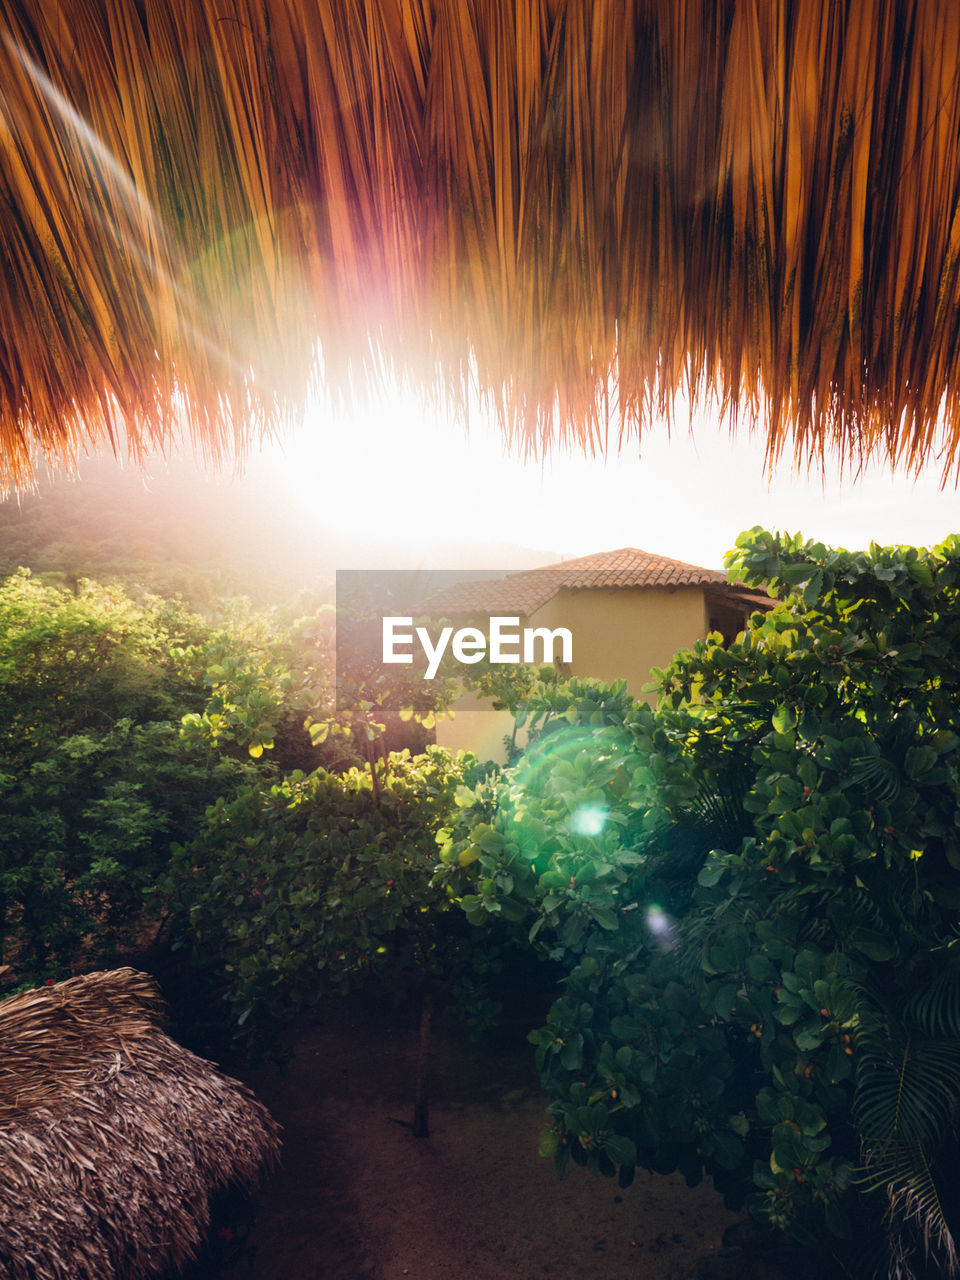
[848, 929, 896, 962]
[798, 757, 817, 788]
[713, 982, 738, 1019]
[746, 953, 776, 984]
[698, 860, 725, 887]
[593, 906, 619, 931]
[610, 1015, 644, 1040]
[561, 1036, 584, 1070]
[710, 1129, 744, 1169]
[604, 1134, 637, 1166]
[802, 570, 824, 608]
[539, 1128, 560, 1157]
[772, 704, 796, 734]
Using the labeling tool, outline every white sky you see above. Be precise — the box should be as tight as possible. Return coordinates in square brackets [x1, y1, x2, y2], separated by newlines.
[253, 385, 960, 571]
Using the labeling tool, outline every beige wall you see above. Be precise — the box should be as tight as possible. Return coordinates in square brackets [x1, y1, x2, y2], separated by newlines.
[436, 686, 518, 762]
[436, 586, 710, 762]
[531, 586, 709, 700]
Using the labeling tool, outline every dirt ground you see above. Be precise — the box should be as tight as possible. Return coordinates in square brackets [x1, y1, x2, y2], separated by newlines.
[233, 1005, 752, 1280]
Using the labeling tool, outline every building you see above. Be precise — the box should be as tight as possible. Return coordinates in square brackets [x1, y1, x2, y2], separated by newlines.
[430, 547, 771, 761]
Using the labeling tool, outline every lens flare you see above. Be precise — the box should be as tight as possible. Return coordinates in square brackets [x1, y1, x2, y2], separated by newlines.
[570, 804, 607, 836]
[508, 725, 625, 801]
[645, 904, 675, 948]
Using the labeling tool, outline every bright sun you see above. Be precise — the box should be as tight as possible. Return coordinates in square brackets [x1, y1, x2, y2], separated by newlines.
[252, 383, 960, 571]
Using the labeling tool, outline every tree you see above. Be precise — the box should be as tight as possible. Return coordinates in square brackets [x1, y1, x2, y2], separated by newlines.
[158, 747, 510, 1135]
[0, 569, 246, 971]
[441, 531, 960, 1279]
[307, 586, 460, 801]
[178, 597, 341, 771]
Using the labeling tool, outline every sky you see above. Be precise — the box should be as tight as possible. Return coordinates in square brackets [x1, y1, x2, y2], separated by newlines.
[251, 383, 960, 571]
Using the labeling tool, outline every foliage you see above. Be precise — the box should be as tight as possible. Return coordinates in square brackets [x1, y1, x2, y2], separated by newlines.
[0, 457, 338, 608]
[307, 593, 462, 790]
[179, 598, 344, 770]
[179, 591, 460, 782]
[157, 748, 506, 1054]
[331, 595, 460, 733]
[0, 569, 247, 972]
[441, 531, 960, 1278]
[457, 661, 580, 763]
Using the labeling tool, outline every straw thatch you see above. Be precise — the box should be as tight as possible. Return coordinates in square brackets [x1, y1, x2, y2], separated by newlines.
[0, 968, 280, 1280]
[3, 1, 960, 485]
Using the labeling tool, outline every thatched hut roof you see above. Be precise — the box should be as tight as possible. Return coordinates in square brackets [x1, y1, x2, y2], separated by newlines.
[0, 968, 280, 1280]
[3, 1, 960, 484]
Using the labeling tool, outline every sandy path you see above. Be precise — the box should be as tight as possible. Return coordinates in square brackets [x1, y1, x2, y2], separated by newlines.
[243, 1011, 740, 1280]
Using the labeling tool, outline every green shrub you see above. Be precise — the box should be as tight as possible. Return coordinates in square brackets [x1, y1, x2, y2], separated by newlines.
[0, 570, 246, 972]
[158, 747, 505, 1053]
[177, 598, 342, 770]
[441, 531, 960, 1278]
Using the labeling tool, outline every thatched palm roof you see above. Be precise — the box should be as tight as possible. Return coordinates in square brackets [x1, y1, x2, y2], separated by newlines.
[0, 969, 280, 1280]
[3, 1, 960, 485]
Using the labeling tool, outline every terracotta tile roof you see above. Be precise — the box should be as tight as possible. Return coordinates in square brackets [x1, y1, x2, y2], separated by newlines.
[427, 547, 765, 617]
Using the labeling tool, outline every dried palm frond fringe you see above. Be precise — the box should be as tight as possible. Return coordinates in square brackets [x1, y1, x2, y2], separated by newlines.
[2, 1, 960, 485]
[0, 968, 281, 1280]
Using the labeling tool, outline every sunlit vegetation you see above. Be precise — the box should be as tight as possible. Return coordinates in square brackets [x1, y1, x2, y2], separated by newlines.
[154, 752, 513, 1065]
[5, 529, 960, 1279]
[0, 558, 485, 999]
[0, 458, 339, 607]
[440, 530, 960, 1280]
[0, 569, 252, 973]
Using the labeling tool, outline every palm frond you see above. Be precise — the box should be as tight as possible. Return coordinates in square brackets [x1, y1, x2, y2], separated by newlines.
[883, 1146, 959, 1280]
[854, 1028, 960, 1278]
[905, 960, 960, 1039]
[856, 1034, 960, 1153]
[850, 754, 902, 804]
[5, 2, 960, 483]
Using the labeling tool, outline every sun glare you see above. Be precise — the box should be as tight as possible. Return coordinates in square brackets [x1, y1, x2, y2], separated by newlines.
[253, 383, 960, 572]
[259, 391, 518, 560]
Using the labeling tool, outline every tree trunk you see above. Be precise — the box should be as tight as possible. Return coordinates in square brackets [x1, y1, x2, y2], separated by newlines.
[412, 988, 434, 1138]
[365, 736, 381, 804]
